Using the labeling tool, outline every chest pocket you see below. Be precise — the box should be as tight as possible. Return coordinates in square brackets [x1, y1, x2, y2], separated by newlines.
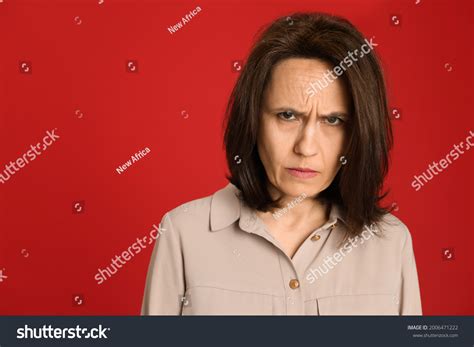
[314, 294, 399, 315]
[181, 286, 273, 315]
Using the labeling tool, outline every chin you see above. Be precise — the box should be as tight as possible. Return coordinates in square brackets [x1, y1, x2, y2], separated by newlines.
[277, 183, 309, 197]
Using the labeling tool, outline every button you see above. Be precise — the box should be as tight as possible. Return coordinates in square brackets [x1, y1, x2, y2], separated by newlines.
[311, 234, 321, 241]
[289, 279, 300, 289]
[328, 223, 337, 231]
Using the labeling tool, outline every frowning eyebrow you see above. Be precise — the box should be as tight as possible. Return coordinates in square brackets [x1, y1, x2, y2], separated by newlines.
[269, 107, 349, 118]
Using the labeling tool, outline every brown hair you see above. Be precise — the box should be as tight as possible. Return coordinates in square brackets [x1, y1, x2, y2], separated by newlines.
[223, 12, 393, 237]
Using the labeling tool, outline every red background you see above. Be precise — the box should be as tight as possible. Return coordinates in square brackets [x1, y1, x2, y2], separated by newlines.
[0, 0, 472, 315]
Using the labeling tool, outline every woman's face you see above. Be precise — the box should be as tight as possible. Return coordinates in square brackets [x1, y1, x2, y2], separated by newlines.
[257, 58, 351, 201]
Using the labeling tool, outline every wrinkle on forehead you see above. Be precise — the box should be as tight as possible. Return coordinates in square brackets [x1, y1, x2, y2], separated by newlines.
[263, 58, 351, 116]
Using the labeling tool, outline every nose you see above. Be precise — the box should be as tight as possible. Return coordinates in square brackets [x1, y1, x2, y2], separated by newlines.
[293, 121, 319, 157]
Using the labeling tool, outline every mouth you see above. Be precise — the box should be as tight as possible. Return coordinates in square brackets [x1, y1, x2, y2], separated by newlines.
[286, 167, 319, 179]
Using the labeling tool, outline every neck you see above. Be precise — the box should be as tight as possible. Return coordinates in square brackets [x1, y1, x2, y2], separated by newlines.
[262, 185, 329, 230]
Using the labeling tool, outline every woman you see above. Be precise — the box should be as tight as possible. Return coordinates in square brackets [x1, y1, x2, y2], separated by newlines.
[141, 12, 422, 315]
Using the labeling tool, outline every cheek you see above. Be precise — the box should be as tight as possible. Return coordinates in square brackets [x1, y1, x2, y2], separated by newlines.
[257, 118, 292, 180]
[320, 130, 346, 169]
[257, 119, 275, 169]
[259, 118, 282, 159]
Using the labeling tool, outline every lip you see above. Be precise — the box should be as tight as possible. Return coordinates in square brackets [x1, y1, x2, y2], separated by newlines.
[286, 167, 319, 179]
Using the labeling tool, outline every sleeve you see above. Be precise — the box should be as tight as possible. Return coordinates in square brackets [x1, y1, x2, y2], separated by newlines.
[398, 227, 423, 315]
[141, 212, 186, 315]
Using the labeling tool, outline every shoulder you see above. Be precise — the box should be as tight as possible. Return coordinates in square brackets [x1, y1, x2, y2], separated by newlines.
[160, 181, 240, 231]
[162, 192, 214, 234]
[161, 183, 240, 235]
[373, 212, 412, 252]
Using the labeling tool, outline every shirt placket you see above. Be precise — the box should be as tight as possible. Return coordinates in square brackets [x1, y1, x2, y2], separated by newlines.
[278, 221, 337, 314]
[246, 227, 306, 314]
[238, 200, 339, 315]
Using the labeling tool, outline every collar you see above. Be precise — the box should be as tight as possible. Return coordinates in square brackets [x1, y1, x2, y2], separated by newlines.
[210, 183, 241, 231]
[210, 183, 346, 232]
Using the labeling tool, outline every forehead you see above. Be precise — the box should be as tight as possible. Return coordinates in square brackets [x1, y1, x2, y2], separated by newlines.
[263, 58, 351, 112]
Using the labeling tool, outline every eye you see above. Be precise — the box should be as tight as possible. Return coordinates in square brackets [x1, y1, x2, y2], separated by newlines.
[277, 111, 296, 121]
[322, 115, 345, 126]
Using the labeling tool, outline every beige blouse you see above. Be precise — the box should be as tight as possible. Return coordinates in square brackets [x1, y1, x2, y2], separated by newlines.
[141, 183, 422, 315]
